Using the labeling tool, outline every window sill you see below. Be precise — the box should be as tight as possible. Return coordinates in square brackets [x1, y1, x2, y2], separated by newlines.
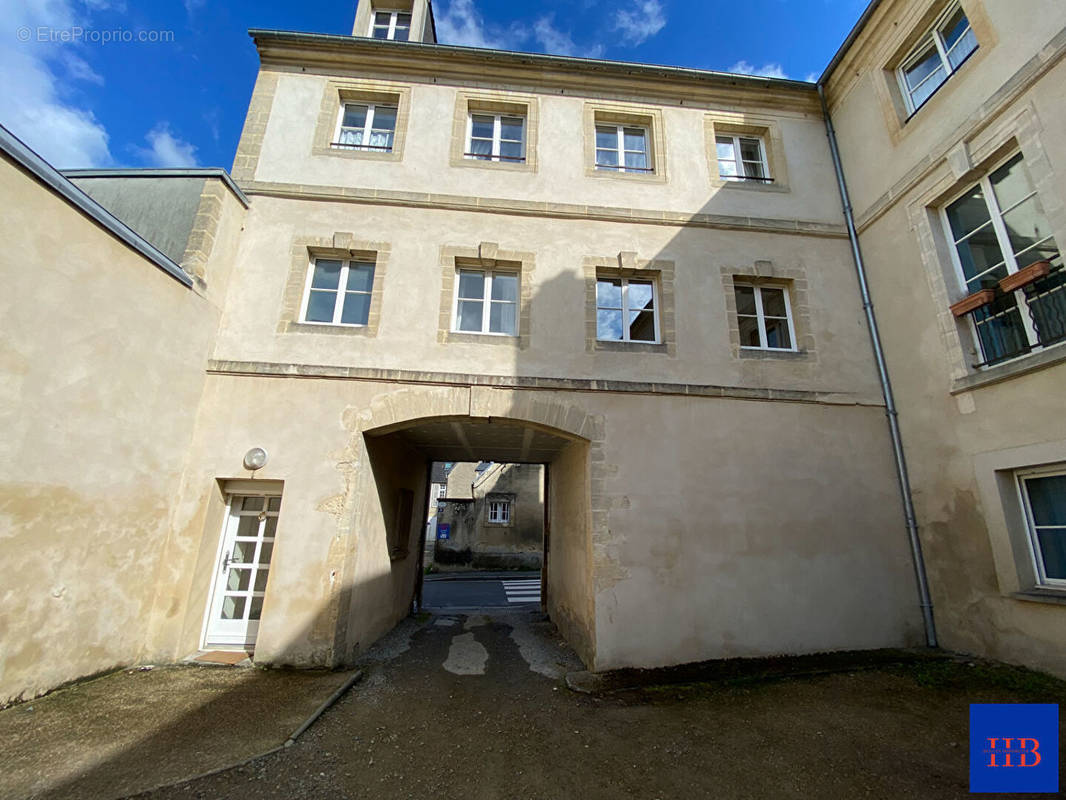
[594, 340, 667, 354]
[739, 348, 810, 361]
[312, 145, 402, 162]
[280, 321, 376, 338]
[714, 179, 789, 194]
[1011, 589, 1066, 607]
[452, 156, 535, 173]
[586, 167, 666, 184]
[951, 341, 1066, 395]
[443, 331, 521, 346]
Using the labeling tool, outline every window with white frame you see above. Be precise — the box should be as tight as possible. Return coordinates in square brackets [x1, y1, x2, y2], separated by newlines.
[437, 484, 447, 499]
[596, 277, 659, 343]
[943, 152, 1064, 367]
[1018, 466, 1066, 587]
[370, 10, 411, 41]
[453, 269, 519, 336]
[334, 103, 398, 152]
[488, 500, 511, 524]
[466, 113, 525, 163]
[716, 135, 771, 183]
[898, 3, 977, 113]
[595, 124, 651, 173]
[734, 283, 797, 351]
[301, 258, 375, 326]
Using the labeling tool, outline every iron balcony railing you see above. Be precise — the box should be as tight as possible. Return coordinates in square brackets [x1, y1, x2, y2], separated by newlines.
[969, 262, 1066, 368]
[330, 142, 394, 152]
[463, 153, 527, 163]
[723, 174, 775, 183]
[594, 163, 655, 173]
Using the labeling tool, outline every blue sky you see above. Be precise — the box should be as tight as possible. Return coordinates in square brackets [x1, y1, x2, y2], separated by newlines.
[1, 0, 869, 170]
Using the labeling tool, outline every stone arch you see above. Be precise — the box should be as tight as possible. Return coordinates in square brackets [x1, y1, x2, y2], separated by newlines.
[347, 384, 602, 443]
[329, 383, 608, 668]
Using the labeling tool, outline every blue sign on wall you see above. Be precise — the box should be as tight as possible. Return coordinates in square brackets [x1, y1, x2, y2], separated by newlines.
[437, 523, 451, 540]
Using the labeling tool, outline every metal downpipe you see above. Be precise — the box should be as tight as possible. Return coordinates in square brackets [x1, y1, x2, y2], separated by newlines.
[818, 84, 938, 648]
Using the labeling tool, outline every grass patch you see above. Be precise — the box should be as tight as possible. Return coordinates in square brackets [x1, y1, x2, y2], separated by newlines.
[899, 659, 1066, 698]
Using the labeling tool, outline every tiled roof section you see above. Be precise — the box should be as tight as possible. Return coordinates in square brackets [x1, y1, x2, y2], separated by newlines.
[430, 462, 449, 484]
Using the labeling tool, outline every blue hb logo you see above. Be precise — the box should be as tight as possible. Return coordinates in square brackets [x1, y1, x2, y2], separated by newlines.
[970, 704, 1058, 793]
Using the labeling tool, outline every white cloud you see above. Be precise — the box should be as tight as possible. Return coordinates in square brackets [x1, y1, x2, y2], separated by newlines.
[436, 0, 510, 49]
[804, 72, 820, 84]
[184, 0, 206, 13]
[727, 60, 790, 80]
[140, 123, 199, 168]
[533, 15, 605, 59]
[613, 0, 666, 46]
[0, 0, 113, 167]
[436, 0, 610, 59]
[60, 52, 105, 85]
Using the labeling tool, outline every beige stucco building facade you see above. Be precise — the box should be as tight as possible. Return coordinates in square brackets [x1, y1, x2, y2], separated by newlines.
[823, 0, 1066, 677]
[2, 0, 1063, 707]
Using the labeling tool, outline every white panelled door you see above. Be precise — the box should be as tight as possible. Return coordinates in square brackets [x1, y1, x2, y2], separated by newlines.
[204, 494, 280, 648]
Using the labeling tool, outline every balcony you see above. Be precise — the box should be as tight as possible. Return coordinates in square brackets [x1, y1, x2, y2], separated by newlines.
[954, 260, 1066, 368]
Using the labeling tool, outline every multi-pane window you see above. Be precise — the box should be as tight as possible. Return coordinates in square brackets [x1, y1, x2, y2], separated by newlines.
[370, 10, 411, 41]
[944, 153, 1064, 366]
[716, 135, 770, 182]
[898, 3, 977, 113]
[221, 495, 280, 623]
[437, 484, 447, 499]
[596, 277, 658, 343]
[488, 500, 511, 524]
[302, 258, 375, 326]
[1018, 467, 1066, 586]
[466, 113, 525, 163]
[454, 270, 519, 335]
[595, 125, 650, 173]
[734, 283, 796, 351]
[334, 103, 397, 152]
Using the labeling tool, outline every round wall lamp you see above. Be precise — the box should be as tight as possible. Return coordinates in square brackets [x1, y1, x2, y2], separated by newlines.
[243, 447, 268, 471]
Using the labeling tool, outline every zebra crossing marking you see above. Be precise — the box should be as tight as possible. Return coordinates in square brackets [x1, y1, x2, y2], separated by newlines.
[503, 579, 541, 604]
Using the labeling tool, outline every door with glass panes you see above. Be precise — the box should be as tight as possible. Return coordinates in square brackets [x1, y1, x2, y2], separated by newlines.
[204, 494, 280, 647]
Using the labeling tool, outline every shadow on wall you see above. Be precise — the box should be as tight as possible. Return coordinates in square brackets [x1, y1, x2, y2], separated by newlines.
[16, 250, 610, 793]
[8, 84, 940, 794]
[29, 575, 399, 800]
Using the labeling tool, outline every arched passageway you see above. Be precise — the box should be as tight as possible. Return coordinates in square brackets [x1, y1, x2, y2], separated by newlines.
[358, 414, 595, 667]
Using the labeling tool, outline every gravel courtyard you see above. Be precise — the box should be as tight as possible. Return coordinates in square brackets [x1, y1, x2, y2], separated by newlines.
[123, 610, 1065, 800]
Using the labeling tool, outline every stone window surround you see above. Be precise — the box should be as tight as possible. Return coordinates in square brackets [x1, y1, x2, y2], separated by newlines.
[704, 112, 791, 194]
[437, 242, 536, 348]
[449, 90, 539, 173]
[353, 0, 425, 43]
[484, 493, 516, 527]
[874, 0, 996, 142]
[720, 261, 816, 361]
[311, 79, 413, 162]
[973, 438, 1066, 599]
[584, 252, 676, 355]
[277, 233, 390, 338]
[906, 106, 1064, 388]
[583, 102, 667, 183]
